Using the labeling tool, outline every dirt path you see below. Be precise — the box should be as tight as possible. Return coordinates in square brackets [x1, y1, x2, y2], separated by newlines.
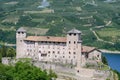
[90, 28, 114, 44]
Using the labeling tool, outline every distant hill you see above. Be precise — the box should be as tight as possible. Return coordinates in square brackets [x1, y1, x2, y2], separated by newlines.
[0, 0, 120, 50]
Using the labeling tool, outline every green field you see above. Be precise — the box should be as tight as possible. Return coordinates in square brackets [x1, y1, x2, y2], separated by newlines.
[96, 28, 120, 42]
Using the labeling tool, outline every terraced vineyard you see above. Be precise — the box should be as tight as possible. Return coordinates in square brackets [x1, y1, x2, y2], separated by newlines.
[0, 0, 120, 50]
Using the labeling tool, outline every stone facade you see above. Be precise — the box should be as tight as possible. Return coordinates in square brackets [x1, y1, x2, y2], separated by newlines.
[16, 27, 101, 66]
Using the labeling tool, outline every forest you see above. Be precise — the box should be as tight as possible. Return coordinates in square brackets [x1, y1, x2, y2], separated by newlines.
[0, 61, 57, 80]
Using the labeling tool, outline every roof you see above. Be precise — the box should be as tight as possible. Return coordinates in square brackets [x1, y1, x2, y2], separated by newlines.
[67, 28, 81, 34]
[82, 46, 100, 53]
[17, 27, 26, 32]
[24, 36, 66, 42]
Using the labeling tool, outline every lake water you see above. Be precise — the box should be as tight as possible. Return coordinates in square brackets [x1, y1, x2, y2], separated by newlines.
[103, 53, 120, 72]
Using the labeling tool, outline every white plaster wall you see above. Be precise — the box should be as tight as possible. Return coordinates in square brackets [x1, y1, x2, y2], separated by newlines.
[16, 32, 26, 58]
[17, 31, 82, 65]
[89, 50, 101, 61]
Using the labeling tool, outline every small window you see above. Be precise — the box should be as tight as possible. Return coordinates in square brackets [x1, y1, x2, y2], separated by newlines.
[69, 41, 71, 44]
[69, 33, 72, 36]
[74, 33, 76, 36]
[73, 52, 76, 54]
[97, 55, 99, 58]
[74, 41, 76, 44]
[82, 53, 84, 55]
[63, 56, 65, 58]
[69, 52, 71, 54]
[48, 51, 50, 53]
[22, 32, 24, 34]
[53, 51, 55, 53]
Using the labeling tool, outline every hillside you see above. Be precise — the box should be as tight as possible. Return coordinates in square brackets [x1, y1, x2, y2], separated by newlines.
[0, 0, 120, 50]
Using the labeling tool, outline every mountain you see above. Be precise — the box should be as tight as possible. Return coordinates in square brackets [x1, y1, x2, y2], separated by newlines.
[0, 0, 120, 50]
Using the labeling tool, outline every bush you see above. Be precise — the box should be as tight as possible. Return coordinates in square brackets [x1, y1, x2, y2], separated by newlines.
[0, 61, 57, 80]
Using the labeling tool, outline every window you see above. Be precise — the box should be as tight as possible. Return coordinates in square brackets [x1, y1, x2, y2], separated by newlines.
[97, 55, 99, 58]
[73, 52, 76, 55]
[53, 51, 55, 53]
[18, 32, 20, 34]
[58, 51, 60, 54]
[69, 41, 71, 44]
[74, 33, 76, 36]
[69, 56, 70, 58]
[69, 33, 72, 36]
[82, 53, 84, 55]
[63, 56, 65, 58]
[74, 41, 76, 44]
[22, 32, 24, 34]
[69, 52, 71, 54]
[48, 51, 50, 53]
[41, 54, 47, 57]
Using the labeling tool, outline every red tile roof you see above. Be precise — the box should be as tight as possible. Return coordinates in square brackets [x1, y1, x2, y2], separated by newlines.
[82, 46, 96, 53]
[24, 36, 66, 42]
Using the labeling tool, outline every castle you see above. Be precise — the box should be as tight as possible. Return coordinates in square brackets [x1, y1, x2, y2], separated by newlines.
[16, 27, 101, 66]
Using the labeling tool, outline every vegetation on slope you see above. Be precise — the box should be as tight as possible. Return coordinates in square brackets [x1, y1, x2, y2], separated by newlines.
[0, 45, 16, 62]
[0, 61, 57, 80]
[0, 0, 120, 50]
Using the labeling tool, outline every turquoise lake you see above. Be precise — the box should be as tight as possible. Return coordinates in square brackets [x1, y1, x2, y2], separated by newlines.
[104, 53, 120, 72]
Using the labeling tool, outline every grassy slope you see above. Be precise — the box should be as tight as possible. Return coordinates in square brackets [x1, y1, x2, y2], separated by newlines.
[0, 0, 120, 49]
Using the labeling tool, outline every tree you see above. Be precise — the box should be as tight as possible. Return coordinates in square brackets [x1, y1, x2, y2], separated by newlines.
[0, 44, 7, 57]
[102, 55, 108, 65]
[7, 48, 16, 58]
[0, 50, 2, 63]
[0, 61, 57, 80]
[114, 41, 120, 51]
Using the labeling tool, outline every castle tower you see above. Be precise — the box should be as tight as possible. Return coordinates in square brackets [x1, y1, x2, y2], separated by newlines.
[16, 27, 26, 58]
[66, 28, 82, 64]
